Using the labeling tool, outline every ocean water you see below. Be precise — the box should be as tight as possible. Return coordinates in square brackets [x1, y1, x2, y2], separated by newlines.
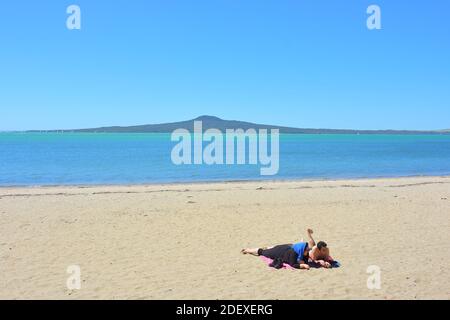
[1, 133, 450, 186]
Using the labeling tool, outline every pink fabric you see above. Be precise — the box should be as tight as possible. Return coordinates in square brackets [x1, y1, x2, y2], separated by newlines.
[259, 256, 296, 270]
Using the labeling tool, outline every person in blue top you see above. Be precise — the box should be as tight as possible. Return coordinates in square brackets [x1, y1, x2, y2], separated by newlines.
[241, 228, 330, 269]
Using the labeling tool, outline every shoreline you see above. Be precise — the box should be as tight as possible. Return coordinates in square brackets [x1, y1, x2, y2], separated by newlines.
[1, 173, 450, 189]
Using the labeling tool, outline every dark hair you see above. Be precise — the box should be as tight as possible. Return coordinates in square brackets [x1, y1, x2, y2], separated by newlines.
[317, 241, 327, 250]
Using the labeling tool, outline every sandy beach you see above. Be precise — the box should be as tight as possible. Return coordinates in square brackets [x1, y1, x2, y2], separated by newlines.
[0, 176, 449, 300]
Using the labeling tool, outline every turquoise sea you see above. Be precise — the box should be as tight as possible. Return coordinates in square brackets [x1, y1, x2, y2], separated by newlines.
[1, 133, 450, 186]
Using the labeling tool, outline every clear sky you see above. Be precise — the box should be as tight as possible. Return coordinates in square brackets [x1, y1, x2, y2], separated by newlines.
[0, 0, 449, 131]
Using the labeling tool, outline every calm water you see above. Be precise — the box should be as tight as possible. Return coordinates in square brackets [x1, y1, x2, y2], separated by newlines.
[1, 133, 450, 186]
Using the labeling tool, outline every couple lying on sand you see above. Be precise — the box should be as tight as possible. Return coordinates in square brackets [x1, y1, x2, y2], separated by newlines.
[241, 229, 334, 270]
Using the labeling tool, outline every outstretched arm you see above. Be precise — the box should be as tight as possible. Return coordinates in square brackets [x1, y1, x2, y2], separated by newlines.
[306, 228, 316, 248]
[292, 260, 311, 270]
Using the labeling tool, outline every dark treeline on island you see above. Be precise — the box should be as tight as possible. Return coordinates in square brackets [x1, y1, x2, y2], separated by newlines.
[27, 116, 449, 135]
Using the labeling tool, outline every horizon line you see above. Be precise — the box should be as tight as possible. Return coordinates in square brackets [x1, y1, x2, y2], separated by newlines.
[1, 115, 449, 133]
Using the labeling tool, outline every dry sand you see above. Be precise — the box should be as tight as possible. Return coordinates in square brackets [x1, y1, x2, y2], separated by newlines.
[0, 176, 449, 300]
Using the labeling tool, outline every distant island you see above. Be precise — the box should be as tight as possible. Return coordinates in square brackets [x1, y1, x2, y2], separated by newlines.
[28, 115, 449, 135]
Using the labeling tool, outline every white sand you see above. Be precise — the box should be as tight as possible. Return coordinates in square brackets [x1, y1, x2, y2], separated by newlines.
[0, 176, 449, 299]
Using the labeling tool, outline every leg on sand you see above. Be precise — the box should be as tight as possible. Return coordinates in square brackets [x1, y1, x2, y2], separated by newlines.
[241, 248, 259, 256]
[241, 246, 275, 256]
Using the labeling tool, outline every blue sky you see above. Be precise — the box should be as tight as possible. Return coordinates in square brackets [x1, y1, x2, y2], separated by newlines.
[0, 0, 449, 131]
